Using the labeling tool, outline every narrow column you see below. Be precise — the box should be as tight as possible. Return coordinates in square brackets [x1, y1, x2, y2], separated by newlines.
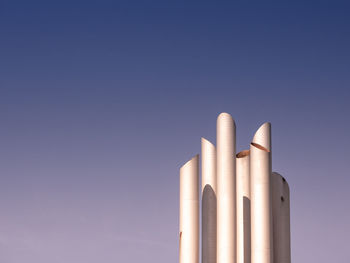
[217, 113, 236, 263]
[236, 150, 251, 263]
[201, 138, 217, 263]
[179, 155, 199, 263]
[250, 123, 273, 263]
[272, 172, 291, 263]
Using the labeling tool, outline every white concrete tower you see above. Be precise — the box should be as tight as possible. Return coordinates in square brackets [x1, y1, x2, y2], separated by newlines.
[180, 155, 199, 263]
[201, 138, 217, 263]
[236, 150, 251, 263]
[250, 123, 273, 263]
[272, 172, 291, 263]
[216, 113, 236, 263]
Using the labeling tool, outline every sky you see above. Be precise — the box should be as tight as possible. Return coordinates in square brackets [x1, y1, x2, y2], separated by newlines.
[0, 1, 350, 262]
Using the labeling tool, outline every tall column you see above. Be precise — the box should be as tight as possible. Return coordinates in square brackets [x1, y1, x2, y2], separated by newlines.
[179, 155, 199, 263]
[217, 113, 236, 263]
[272, 172, 291, 263]
[236, 150, 251, 263]
[250, 122, 273, 263]
[201, 138, 217, 263]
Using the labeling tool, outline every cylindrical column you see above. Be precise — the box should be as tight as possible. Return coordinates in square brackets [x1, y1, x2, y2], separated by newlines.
[201, 138, 217, 263]
[272, 172, 291, 263]
[250, 122, 273, 263]
[236, 150, 251, 263]
[217, 112, 236, 263]
[179, 155, 199, 263]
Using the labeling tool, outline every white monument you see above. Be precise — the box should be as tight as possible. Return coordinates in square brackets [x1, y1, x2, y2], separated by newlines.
[179, 113, 291, 263]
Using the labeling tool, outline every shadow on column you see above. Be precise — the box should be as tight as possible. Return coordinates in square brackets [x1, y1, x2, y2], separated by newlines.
[243, 196, 251, 263]
[202, 184, 217, 263]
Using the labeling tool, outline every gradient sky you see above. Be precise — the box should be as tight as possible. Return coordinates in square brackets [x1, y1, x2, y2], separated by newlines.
[1, 1, 350, 262]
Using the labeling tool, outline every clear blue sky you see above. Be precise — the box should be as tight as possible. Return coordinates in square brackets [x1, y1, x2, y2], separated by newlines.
[1, 1, 349, 262]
